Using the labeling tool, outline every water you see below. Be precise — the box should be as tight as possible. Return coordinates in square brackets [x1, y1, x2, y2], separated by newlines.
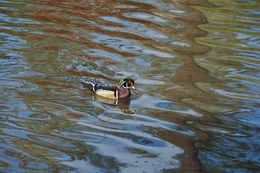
[0, 0, 259, 172]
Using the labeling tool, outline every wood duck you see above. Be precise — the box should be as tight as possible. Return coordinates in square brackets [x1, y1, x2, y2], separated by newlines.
[81, 77, 136, 99]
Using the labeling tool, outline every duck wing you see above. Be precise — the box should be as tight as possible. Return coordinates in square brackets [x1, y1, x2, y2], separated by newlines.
[94, 83, 118, 92]
[81, 80, 118, 92]
[91, 81, 119, 99]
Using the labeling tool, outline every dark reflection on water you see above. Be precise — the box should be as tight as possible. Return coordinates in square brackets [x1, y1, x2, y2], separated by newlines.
[0, 0, 259, 172]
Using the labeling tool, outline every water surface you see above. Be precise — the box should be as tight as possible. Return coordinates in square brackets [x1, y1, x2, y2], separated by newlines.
[0, 0, 259, 172]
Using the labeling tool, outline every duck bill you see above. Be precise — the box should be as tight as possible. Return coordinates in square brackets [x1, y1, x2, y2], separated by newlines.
[131, 83, 136, 90]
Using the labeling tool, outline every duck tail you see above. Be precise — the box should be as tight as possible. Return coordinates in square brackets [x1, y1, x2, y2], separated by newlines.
[81, 80, 96, 92]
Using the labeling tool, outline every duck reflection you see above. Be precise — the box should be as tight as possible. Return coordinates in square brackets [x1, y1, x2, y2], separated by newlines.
[94, 95, 134, 114]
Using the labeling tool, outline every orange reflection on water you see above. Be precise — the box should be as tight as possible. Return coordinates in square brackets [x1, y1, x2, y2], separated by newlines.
[34, 80, 77, 89]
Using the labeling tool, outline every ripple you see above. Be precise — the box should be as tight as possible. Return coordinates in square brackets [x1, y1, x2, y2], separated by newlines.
[135, 78, 165, 85]
[0, 0, 259, 172]
[0, 14, 34, 24]
[28, 113, 49, 120]
[132, 94, 203, 117]
[170, 41, 190, 47]
[100, 16, 169, 40]
[124, 12, 168, 23]
[62, 160, 104, 173]
[114, 5, 138, 9]
[143, 48, 175, 58]
[119, 45, 142, 51]
[82, 131, 183, 172]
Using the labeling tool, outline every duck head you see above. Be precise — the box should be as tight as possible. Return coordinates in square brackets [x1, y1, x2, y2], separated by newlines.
[120, 77, 136, 90]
